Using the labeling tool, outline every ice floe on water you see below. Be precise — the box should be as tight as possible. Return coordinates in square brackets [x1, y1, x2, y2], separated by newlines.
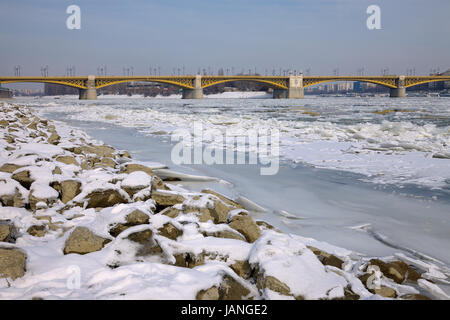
[27, 95, 450, 190]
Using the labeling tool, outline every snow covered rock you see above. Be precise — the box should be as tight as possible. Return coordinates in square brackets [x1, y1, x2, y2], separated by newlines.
[367, 259, 421, 284]
[121, 171, 152, 197]
[308, 246, 344, 269]
[55, 155, 79, 166]
[27, 225, 47, 237]
[157, 222, 183, 240]
[0, 224, 12, 242]
[0, 178, 27, 207]
[64, 227, 111, 255]
[11, 169, 34, 189]
[152, 190, 186, 207]
[201, 189, 243, 209]
[109, 209, 150, 237]
[47, 132, 61, 145]
[0, 248, 27, 280]
[29, 183, 59, 210]
[86, 188, 128, 209]
[0, 163, 24, 173]
[228, 211, 261, 243]
[120, 163, 154, 176]
[58, 180, 82, 204]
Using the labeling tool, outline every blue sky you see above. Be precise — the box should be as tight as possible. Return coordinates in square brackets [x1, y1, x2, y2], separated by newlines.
[1, 0, 449, 80]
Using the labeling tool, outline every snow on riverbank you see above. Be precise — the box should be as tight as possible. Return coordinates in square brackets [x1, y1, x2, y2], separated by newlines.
[1, 102, 449, 300]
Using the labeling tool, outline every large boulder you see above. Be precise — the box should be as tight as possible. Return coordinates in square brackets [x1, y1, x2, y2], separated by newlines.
[308, 246, 344, 269]
[64, 227, 110, 255]
[151, 191, 185, 207]
[256, 274, 291, 296]
[126, 228, 162, 256]
[0, 224, 12, 242]
[109, 210, 150, 237]
[197, 275, 251, 300]
[27, 225, 47, 237]
[201, 189, 243, 209]
[55, 156, 79, 166]
[60, 180, 82, 204]
[158, 222, 183, 240]
[86, 189, 128, 209]
[368, 259, 420, 284]
[120, 163, 154, 176]
[12, 170, 34, 189]
[29, 184, 59, 210]
[0, 163, 24, 174]
[121, 171, 152, 197]
[0, 248, 27, 280]
[228, 212, 261, 243]
[47, 132, 61, 145]
[218, 275, 251, 300]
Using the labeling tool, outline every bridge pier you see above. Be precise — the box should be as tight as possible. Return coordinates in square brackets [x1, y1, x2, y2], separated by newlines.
[182, 75, 203, 99]
[79, 75, 97, 100]
[390, 76, 406, 98]
[273, 75, 304, 99]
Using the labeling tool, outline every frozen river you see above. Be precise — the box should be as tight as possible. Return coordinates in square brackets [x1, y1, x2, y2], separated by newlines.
[19, 94, 450, 269]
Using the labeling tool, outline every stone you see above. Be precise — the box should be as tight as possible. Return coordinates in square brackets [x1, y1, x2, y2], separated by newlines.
[127, 229, 153, 245]
[81, 145, 115, 158]
[230, 260, 252, 279]
[173, 252, 205, 268]
[29, 186, 59, 211]
[0, 248, 27, 280]
[27, 225, 47, 237]
[28, 185, 59, 211]
[209, 200, 232, 224]
[218, 275, 251, 300]
[86, 189, 127, 208]
[0, 180, 25, 208]
[160, 206, 182, 218]
[0, 163, 24, 174]
[120, 163, 154, 176]
[228, 214, 261, 243]
[0, 224, 11, 242]
[60, 180, 82, 204]
[368, 259, 419, 284]
[257, 274, 291, 296]
[204, 229, 246, 241]
[52, 166, 62, 175]
[119, 151, 132, 159]
[48, 132, 61, 145]
[400, 294, 431, 300]
[255, 221, 281, 233]
[196, 286, 219, 300]
[126, 228, 162, 256]
[56, 156, 79, 166]
[308, 247, 344, 269]
[373, 286, 397, 298]
[158, 222, 182, 240]
[201, 189, 243, 209]
[98, 157, 116, 168]
[109, 210, 150, 237]
[64, 227, 110, 255]
[12, 170, 34, 189]
[151, 191, 185, 207]
[151, 176, 168, 191]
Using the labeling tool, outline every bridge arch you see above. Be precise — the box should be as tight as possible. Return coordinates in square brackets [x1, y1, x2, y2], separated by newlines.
[0, 79, 87, 89]
[303, 77, 397, 89]
[201, 77, 288, 90]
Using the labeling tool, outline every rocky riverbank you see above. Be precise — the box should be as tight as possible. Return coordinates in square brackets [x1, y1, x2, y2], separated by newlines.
[0, 102, 449, 300]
